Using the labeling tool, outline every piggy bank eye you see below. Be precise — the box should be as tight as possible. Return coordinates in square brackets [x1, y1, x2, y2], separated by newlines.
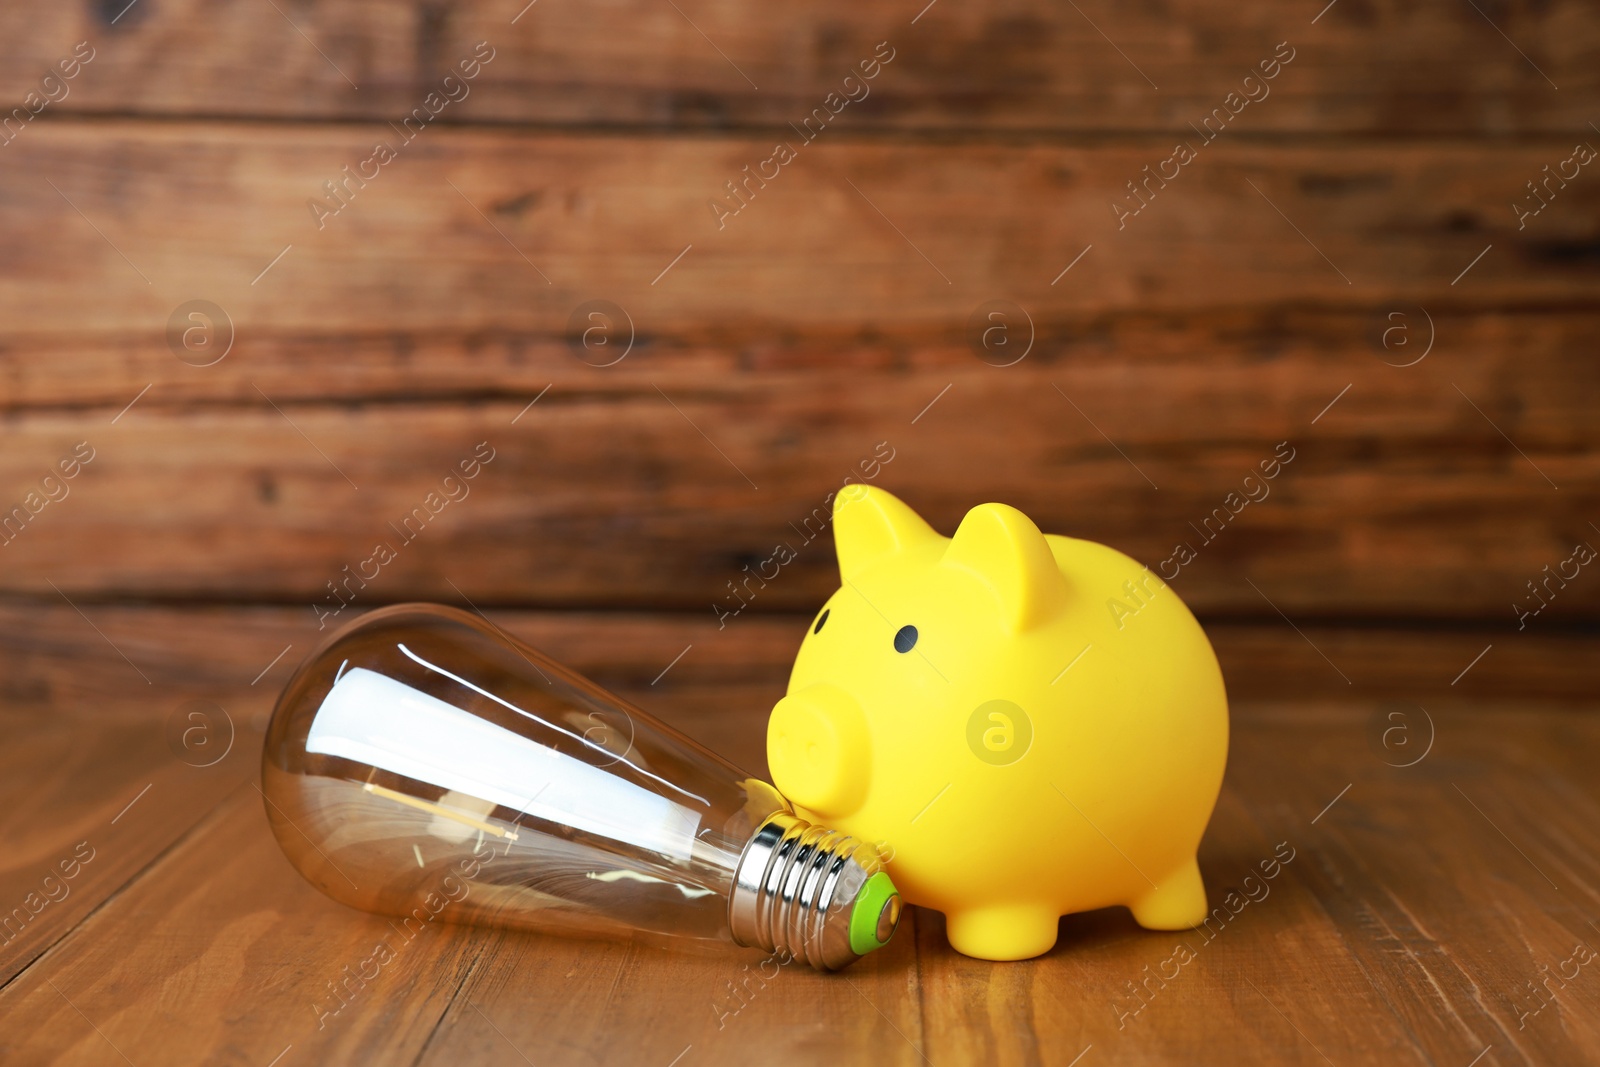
[812, 608, 830, 634]
[893, 625, 918, 653]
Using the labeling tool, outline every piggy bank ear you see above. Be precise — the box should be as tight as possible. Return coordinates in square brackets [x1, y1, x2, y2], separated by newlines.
[940, 503, 1066, 632]
[832, 485, 938, 581]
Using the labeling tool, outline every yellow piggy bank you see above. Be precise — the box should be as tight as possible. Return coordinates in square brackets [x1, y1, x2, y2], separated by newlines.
[766, 486, 1228, 961]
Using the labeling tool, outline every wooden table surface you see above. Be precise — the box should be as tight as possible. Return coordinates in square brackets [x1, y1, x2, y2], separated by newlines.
[2, 605, 1596, 1066]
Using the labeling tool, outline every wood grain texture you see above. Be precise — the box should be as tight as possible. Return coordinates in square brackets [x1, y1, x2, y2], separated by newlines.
[1, 305, 1594, 413]
[2, 125, 1597, 339]
[2, 604, 1594, 726]
[1, 605, 1596, 1065]
[0, 720, 250, 988]
[1, 601, 1593, 989]
[2, 319, 1595, 619]
[0, 0, 1594, 133]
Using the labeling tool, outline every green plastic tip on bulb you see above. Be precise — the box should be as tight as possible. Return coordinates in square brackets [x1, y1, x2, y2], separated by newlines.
[848, 871, 902, 957]
[727, 812, 903, 969]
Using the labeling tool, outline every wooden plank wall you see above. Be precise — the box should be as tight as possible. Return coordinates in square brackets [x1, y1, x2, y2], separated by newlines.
[0, 0, 1596, 690]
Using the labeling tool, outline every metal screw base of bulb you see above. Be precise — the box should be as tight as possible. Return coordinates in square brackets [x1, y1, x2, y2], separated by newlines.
[728, 811, 901, 971]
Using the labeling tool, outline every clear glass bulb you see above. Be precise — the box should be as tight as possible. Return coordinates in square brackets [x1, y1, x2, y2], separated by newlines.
[261, 603, 902, 970]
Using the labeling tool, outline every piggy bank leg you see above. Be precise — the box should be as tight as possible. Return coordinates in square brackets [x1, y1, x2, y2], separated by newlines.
[1128, 856, 1209, 930]
[944, 903, 1060, 961]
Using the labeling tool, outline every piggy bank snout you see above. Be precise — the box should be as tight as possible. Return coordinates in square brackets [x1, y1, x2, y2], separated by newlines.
[766, 684, 870, 818]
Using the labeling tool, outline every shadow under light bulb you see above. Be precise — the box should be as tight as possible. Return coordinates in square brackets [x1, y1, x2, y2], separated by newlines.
[261, 603, 901, 970]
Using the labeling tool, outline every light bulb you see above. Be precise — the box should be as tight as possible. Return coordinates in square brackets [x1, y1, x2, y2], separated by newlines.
[261, 603, 902, 970]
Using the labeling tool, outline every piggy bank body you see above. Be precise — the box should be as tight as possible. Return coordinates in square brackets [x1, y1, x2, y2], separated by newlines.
[766, 486, 1228, 961]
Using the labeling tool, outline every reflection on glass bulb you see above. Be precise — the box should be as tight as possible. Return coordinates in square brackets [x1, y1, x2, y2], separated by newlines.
[262, 603, 901, 970]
